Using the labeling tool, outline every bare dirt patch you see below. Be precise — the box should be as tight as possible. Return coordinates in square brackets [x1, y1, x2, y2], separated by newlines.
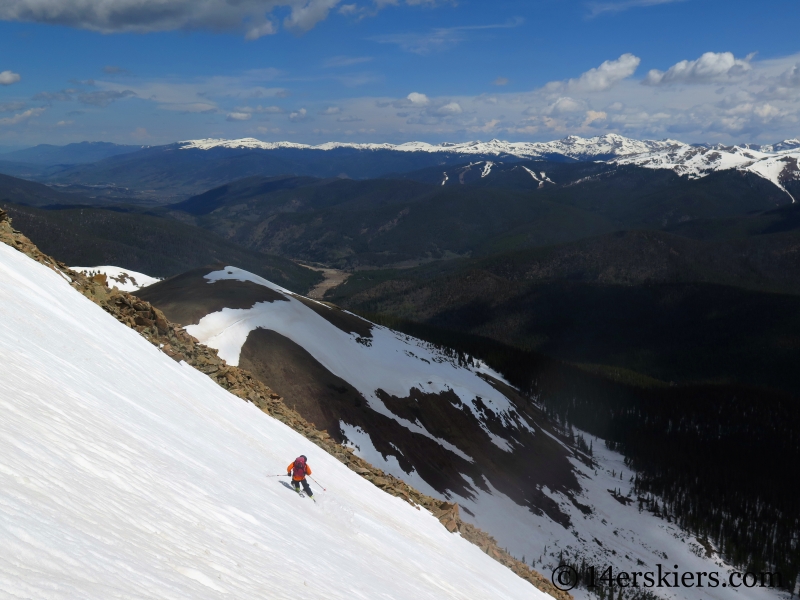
[298, 263, 351, 299]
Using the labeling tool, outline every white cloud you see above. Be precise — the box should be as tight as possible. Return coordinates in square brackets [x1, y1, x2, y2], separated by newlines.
[582, 110, 607, 126]
[546, 97, 585, 114]
[780, 64, 800, 87]
[0, 0, 342, 39]
[406, 92, 429, 106]
[289, 108, 308, 121]
[0, 107, 45, 126]
[644, 52, 752, 86]
[492, 77, 509, 86]
[282, 0, 339, 32]
[0, 70, 21, 85]
[319, 106, 341, 115]
[226, 112, 252, 121]
[430, 102, 462, 115]
[548, 54, 640, 93]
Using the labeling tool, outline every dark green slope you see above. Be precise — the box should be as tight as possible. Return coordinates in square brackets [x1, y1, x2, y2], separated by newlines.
[328, 227, 800, 395]
[1, 203, 322, 293]
[46, 145, 523, 200]
[167, 165, 793, 269]
[0, 173, 103, 207]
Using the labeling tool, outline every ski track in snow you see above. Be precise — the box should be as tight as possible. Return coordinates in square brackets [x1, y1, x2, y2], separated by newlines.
[0, 243, 543, 600]
[186, 267, 528, 456]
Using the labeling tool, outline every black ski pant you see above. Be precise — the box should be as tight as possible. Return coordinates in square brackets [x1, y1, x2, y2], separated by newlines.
[292, 478, 313, 496]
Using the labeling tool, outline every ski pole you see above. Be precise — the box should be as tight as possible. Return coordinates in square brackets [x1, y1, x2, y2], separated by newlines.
[266, 474, 291, 477]
[309, 475, 326, 492]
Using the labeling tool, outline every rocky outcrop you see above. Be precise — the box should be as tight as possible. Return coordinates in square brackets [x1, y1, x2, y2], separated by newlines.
[0, 214, 570, 600]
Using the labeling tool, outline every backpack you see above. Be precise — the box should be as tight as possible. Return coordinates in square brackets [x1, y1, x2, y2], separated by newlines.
[293, 456, 307, 478]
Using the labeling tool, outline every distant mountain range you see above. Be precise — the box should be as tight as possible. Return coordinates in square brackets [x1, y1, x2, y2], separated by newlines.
[1, 133, 798, 202]
[0, 141, 145, 165]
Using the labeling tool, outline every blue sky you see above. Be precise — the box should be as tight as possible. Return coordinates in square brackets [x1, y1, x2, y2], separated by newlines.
[1, 0, 799, 147]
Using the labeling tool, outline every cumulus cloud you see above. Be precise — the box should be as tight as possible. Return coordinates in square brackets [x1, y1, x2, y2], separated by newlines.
[545, 97, 585, 115]
[780, 64, 800, 87]
[644, 52, 752, 85]
[0, 107, 45, 126]
[582, 110, 607, 126]
[0, 0, 342, 39]
[429, 101, 462, 115]
[227, 112, 252, 121]
[319, 105, 341, 115]
[406, 92, 429, 106]
[0, 70, 21, 85]
[289, 107, 308, 121]
[547, 54, 640, 93]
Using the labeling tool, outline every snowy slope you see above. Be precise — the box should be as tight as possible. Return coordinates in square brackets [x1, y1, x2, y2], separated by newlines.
[72, 265, 160, 291]
[144, 265, 786, 600]
[183, 268, 530, 456]
[614, 144, 800, 201]
[0, 244, 543, 600]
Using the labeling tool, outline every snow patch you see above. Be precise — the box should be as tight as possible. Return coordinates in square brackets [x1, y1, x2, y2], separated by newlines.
[72, 266, 160, 291]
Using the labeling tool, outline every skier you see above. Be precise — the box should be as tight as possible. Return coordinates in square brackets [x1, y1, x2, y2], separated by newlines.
[287, 455, 313, 498]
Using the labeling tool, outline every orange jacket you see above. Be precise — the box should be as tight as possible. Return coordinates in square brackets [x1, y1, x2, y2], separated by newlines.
[288, 461, 312, 481]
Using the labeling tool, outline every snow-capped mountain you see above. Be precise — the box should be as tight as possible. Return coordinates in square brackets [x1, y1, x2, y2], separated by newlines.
[136, 265, 784, 600]
[179, 134, 800, 200]
[179, 133, 680, 161]
[0, 239, 543, 599]
[615, 144, 800, 201]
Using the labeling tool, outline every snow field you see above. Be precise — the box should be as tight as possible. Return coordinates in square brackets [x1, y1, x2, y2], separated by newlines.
[0, 244, 542, 600]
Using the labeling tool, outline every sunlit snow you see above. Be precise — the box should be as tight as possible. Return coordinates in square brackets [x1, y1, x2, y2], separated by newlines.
[0, 243, 542, 600]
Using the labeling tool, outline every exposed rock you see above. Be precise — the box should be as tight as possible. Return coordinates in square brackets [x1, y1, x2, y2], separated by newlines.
[0, 213, 570, 600]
